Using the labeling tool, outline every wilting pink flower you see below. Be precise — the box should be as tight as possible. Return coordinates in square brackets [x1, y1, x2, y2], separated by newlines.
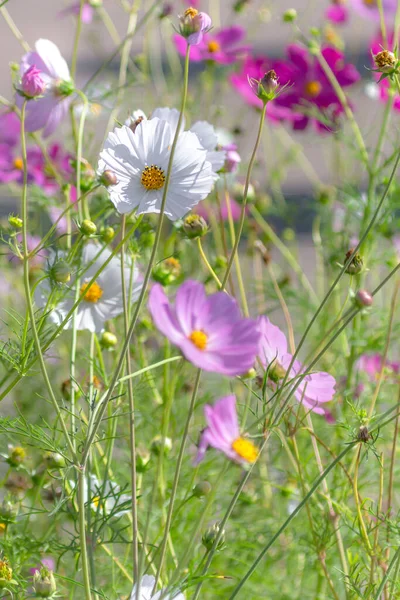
[351, 0, 397, 21]
[258, 316, 336, 419]
[356, 353, 400, 380]
[148, 280, 261, 376]
[231, 45, 360, 131]
[0, 110, 21, 146]
[195, 395, 259, 465]
[60, 1, 95, 23]
[325, 2, 349, 23]
[178, 7, 212, 45]
[174, 26, 250, 64]
[370, 31, 400, 112]
[16, 39, 73, 137]
[20, 65, 46, 99]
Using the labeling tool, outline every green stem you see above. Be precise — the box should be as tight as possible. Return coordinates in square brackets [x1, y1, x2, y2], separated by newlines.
[373, 545, 400, 600]
[78, 468, 93, 600]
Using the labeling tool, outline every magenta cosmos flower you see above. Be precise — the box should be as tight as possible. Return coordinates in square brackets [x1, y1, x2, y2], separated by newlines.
[325, 2, 349, 24]
[351, 0, 397, 21]
[60, 1, 95, 23]
[195, 395, 259, 465]
[16, 39, 73, 137]
[0, 110, 21, 146]
[148, 280, 260, 376]
[370, 31, 400, 112]
[174, 25, 250, 64]
[258, 316, 336, 419]
[231, 44, 360, 131]
[356, 353, 400, 380]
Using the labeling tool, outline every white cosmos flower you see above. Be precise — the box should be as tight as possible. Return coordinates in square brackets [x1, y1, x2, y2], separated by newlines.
[70, 475, 131, 518]
[98, 118, 213, 220]
[130, 575, 185, 600]
[35, 242, 142, 333]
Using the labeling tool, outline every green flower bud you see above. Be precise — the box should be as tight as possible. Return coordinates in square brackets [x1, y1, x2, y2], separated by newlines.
[50, 259, 71, 284]
[140, 231, 156, 249]
[193, 481, 212, 498]
[100, 226, 115, 243]
[202, 522, 225, 552]
[151, 435, 172, 456]
[152, 257, 182, 286]
[80, 220, 97, 236]
[268, 361, 286, 383]
[241, 368, 257, 380]
[183, 214, 208, 239]
[99, 170, 118, 187]
[283, 8, 297, 22]
[214, 255, 228, 270]
[44, 452, 66, 469]
[374, 49, 397, 73]
[56, 79, 75, 97]
[7, 445, 26, 467]
[100, 331, 118, 349]
[136, 446, 151, 473]
[0, 499, 18, 523]
[33, 567, 57, 597]
[8, 215, 23, 229]
[345, 248, 364, 275]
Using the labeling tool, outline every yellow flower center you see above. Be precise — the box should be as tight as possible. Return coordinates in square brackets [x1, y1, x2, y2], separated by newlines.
[305, 80, 322, 98]
[80, 280, 103, 303]
[363, 0, 375, 5]
[141, 165, 166, 191]
[92, 496, 101, 509]
[207, 40, 221, 53]
[184, 7, 199, 18]
[189, 330, 208, 350]
[232, 437, 258, 463]
[13, 157, 23, 170]
[0, 523, 6, 534]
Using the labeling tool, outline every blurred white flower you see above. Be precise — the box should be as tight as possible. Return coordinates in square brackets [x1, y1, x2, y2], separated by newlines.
[130, 575, 185, 600]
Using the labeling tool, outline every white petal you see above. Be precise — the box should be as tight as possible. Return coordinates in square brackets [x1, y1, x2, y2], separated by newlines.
[151, 107, 185, 137]
[190, 120, 219, 152]
[35, 39, 70, 81]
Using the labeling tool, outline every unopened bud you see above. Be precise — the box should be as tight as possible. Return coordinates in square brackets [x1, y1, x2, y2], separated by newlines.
[50, 259, 71, 284]
[374, 50, 397, 73]
[136, 446, 151, 473]
[8, 215, 23, 229]
[100, 226, 115, 243]
[33, 567, 57, 597]
[241, 368, 257, 380]
[202, 522, 225, 552]
[344, 248, 364, 275]
[178, 8, 212, 45]
[7, 446, 26, 467]
[100, 170, 118, 187]
[151, 435, 172, 456]
[193, 481, 212, 498]
[100, 331, 118, 349]
[355, 289, 373, 308]
[55, 79, 75, 97]
[283, 8, 297, 22]
[61, 379, 79, 401]
[268, 361, 287, 383]
[152, 257, 182, 286]
[80, 219, 97, 236]
[72, 158, 96, 192]
[44, 452, 66, 469]
[183, 214, 208, 239]
[20, 65, 46, 99]
[357, 425, 370, 443]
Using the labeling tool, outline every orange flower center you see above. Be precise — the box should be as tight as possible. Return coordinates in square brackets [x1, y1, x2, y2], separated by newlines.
[141, 165, 165, 191]
[207, 40, 221, 53]
[232, 437, 258, 463]
[305, 80, 322, 98]
[184, 7, 199, 18]
[189, 330, 208, 350]
[13, 157, 23, 170]
[363, 0, 375, 5]
[80, 281, 103, 303]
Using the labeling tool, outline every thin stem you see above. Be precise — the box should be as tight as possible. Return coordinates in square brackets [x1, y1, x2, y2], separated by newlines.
[373, 545, 400, 600]
[71, 0, 85, 79]
[197, 237, 222, 288]
[78, 468, 93, 600]
[353, 445, 373, 554]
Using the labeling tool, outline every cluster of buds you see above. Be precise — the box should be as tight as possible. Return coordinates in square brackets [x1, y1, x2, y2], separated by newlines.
[178, 7, 212, 45]
[18, 65, 46, 99]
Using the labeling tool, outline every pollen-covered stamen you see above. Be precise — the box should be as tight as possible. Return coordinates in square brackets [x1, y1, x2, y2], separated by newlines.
[189, 330, 208, 350]
[80, 280, 104, 303]
[13, 157, 23, 170]
[92, 496, 101, 509]
[305, 80, 322, 98]
[207, 40, 220, 53]
[141, 165, 166, 191]
[184, 7, 199, 18]
[232, 437, 258, 463]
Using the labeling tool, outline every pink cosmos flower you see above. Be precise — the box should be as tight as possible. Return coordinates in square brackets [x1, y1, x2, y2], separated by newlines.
[60, 1, 95, 23]
[195, 395, 259, 465]
[20, 65, 46, 99]
[148, 280, 261, 376]
[356, 353, 400, 380]
[231, 45, 360, 131]
[178, 8, 212, 46]
[0, 110, 21, 146]
[258, 316, 336, 419]
[222, 142, 241, 173]
[325, 2, 349, 23]
[174, 26, 251, 64]
[370, 31, 400, 112]
[16, 39, 73, 137]
[351, 0, 397, 21]
[195, 196, 244, 223]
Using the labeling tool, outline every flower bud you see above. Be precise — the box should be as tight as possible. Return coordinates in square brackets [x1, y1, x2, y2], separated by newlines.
[80, 219, 97, 236]
[55, 79, 75, 97]
[233, 0, 251, 12]
[355, 289, 373, 308]
[151, 435, 172, 456]
[152, 257, 182, 286]
[100, 331, 118, 349]
[183, 214, 208, 239]
[8, 215, 23, 229]
[61, 379, 79, 401]
[100, 226, 115, 243]
[20, 66, 46, 99]
[50, 259, 71, 284]
[100, 169, 118, 187]
[33, 566, 57, 597]
[71, 158, 96, 192]
[374, 49, 397, 73]
[202, 522, 225, 552]
[249, 70, 279, 103]
[357, 425, 370, 443]
[344, 248, 364, 275]
[44, 452, 66, 469]
[283, 8, 297, 22]
[268, 361, 287, 383]
[7, 445, 26, 467]
[0, 558, 13, 589]
[241, 368, 257, 380]
[193, 481, 212, 498]
[0, 499, 18, 523]
[136, 446, 151, 473]
[178, 7, 212, 45]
